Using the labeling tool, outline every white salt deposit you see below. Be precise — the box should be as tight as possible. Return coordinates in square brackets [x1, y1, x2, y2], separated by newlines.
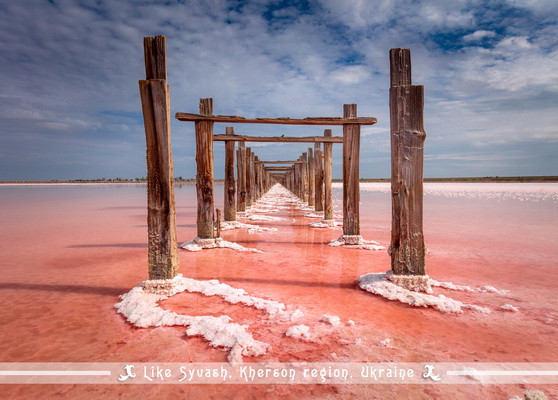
[304, 211, 324, 218]
[358, 273, 491, 314]
[347, 320, 355, 326]
[429, 279, 509, 295]
[378, 338, 391, 347]
[285, 324, 311, 341]
[247, 214, 283, 222]
[320, 314, 341, 326]
[500, 304, 520, 312]
[180, 238, 263, 253]
[328, 236, 385, 250]
[115, 274, 289, 363]
[309, 220, 341, 228]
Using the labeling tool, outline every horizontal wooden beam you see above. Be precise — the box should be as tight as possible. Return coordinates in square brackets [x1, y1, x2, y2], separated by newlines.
[176, 113, 377, 126]
[256, 160, 303, 164]
[264, 167, 292, 171]
[212, 134, 343, 143]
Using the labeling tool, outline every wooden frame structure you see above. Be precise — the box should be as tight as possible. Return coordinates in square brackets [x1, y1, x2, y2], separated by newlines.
[139, 35, 428, 291]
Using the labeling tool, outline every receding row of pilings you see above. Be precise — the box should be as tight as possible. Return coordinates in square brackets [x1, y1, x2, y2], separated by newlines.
[139, 35, 427, 291]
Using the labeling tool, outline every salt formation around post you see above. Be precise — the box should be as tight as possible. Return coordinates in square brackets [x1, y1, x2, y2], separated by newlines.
[358, 272, 511, 314]
[328, 235, 385, 251]
[115, 274, 304, 364]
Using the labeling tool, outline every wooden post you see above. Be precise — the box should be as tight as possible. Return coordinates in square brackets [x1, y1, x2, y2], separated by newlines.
[224, 127, 236, 221]
[245, 147, 252, 207]
[254, 156, 260, 201]
[323, 129, 334, 221]
[301, 152, 308, 203]
[342, 104, 360, 238]
[250, 152, 257, 204]
[139, 35, 179, 280]
[215, 208, 222, 238]
[314, 142, 324, 211]
[236, 141, 246, 212]
[389, 48, 427, 284]
[195, 98, 215, 239]
[307, 148, 315, 207]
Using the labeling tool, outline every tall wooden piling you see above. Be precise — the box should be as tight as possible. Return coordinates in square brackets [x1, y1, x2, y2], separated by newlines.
[314, 142, 324, 211]
[139, 35, 179, 280]
[195, 98, 215, 239]
[301, 152, 308, 203]
[224, 127, 236, 221]
[236, 141, 246, 212]
[389, 48, 426, 277]
[245, 147, 252, 207]
[342, 104, 360, 236]
[307, 148, 315, 207]
[323, 129, 333, 220]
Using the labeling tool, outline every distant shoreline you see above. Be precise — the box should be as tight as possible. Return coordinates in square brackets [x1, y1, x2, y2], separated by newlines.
[1, 176, 557, 184]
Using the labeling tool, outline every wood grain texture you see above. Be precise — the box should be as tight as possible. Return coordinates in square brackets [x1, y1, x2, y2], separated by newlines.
[323, 129, 333, 220]
[245, 148, 252, 207]
[224, 127, 236, 221]
[176, 113, 377, 125]
[139, 79, 178, 280]
[389, 48, 412, 87]
[390, 48, 426, 276]
[314, 142, 324, 212]
[143, 36, 166, 80]
[342, 104, 360, 236]
[236, 141, 246, 212]
[301, 152, 308, 203]
[195, 98, 215, 238]
[307, 148, 315, 207]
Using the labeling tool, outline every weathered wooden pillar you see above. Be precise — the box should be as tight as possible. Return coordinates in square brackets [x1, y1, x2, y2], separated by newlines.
[245, 147, 252, 207]
[195, 98, 215, 239]
[236, 141, 246, 212]
[342, 104, 360, 239]
[323, 129, 334, 221]
[307, 148, 315, 207]
[301, 152, 308, 203]
[389, 48, 428, 291]
[140, 35, 179, 280]
[254, 156, 260, 201]
[314, 142, 324, 211]
[250, 152, 257, 204]
[224, 127, 236, 221]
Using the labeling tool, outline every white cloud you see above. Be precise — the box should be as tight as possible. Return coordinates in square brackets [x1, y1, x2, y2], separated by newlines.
[462, 30, 497, 42]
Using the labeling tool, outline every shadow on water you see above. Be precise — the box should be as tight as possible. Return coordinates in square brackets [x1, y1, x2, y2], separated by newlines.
[68, 243, 147, 248]
[194, 276, 356, 290]
[0, 283, 127, 296]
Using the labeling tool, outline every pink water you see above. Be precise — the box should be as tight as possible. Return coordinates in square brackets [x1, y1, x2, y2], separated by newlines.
[0, 183, 557, 399]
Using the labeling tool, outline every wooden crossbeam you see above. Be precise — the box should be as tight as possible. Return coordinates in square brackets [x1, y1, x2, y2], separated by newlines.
[256, 160, 303, 164]
[176, 113, 377, 126]
[212, 134, 343, 143]
[264, 167, 292, 171]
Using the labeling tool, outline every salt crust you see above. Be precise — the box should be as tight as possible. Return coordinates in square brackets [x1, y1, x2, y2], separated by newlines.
[285, 324, 311, 341]
[500, 304, 520, 312]
[221, 221, 278, 233]
[181, 238, 263, 253]
[358, 273, 492, 314]
[320, 314, 341, 326]
[378, 338, 391, 347]
[115, 274, 303, 364]
[309, 219, 341, 228]
[328, 235, 385, 251]
[429, 278, 509, 295]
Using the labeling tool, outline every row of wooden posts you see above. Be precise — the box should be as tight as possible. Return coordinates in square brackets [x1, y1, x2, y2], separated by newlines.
[140, 35, 427, 288]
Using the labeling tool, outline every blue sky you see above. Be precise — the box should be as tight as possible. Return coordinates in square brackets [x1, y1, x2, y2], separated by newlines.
[0, 0, 557, 180]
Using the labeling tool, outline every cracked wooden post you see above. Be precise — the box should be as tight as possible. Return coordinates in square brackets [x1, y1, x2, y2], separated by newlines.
[307, 148, 315, 208]
[195, 98, 215, 239]
[389, 48, 429, 292]
[323, 129, 334, 223]
[342, 104, 361, 242]
[236, 141, 246, 212]
[314, 142, 324, 212]
[139, 35, 179, 281]
[224, 127, 236, 221]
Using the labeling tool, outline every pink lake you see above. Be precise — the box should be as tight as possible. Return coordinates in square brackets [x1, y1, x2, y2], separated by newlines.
[0, 182, 557, 399]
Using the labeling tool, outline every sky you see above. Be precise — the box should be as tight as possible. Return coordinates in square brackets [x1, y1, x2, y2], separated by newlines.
[0, 0, 557, 180]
